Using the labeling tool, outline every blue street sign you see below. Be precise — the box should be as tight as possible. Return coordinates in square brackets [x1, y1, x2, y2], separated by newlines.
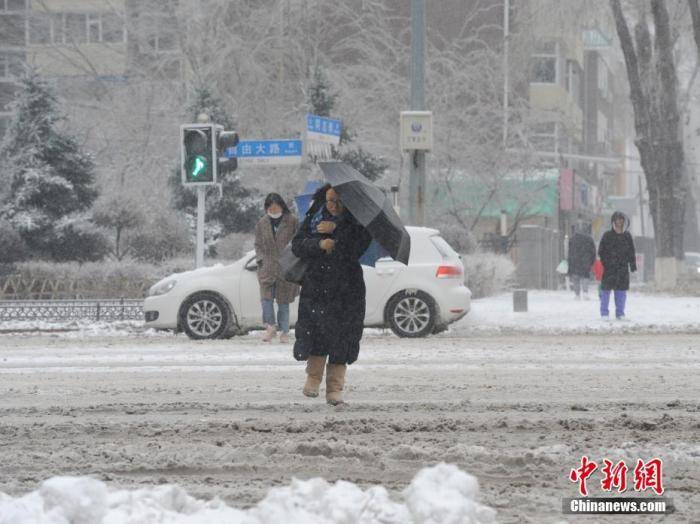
[306, 114, 342, 145]
[225, 139, 303, 166]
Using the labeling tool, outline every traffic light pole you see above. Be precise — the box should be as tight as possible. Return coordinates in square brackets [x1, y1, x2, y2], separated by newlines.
[196, 186, 205, 268]
[408, 0, 426, 226]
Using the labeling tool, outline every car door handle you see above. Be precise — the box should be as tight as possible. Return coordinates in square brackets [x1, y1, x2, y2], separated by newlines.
[376, 269, 396, 276]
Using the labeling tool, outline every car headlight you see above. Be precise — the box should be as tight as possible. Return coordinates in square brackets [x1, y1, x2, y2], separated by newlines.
[696, 266, 700, 274]
[149, 279, 177, 296]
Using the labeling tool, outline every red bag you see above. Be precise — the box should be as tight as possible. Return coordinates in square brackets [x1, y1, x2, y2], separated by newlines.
[592, 259, 603, 281]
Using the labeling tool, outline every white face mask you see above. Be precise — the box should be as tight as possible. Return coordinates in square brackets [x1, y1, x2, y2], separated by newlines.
[267, 211, 282, 219]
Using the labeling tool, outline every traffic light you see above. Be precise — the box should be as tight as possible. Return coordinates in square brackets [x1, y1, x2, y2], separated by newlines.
[217, 130, 239, 175]
[181, 124, 216, 185]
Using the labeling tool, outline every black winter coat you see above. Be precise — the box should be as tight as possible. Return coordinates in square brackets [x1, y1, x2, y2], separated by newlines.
[568, 232, 596, 277]
[292, 207, 372, 365]
[598, 229, 636, 291]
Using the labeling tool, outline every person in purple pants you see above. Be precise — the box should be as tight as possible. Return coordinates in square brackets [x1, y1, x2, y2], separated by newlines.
[598, 211, 637, 320]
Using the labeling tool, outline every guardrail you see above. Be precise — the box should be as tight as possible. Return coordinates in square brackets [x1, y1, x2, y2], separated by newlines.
[0, 299, 144, 322]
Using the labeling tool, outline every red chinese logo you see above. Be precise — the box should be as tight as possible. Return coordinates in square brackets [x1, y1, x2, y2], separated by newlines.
[634, 458, 664, 495]
[570, 457, 664, 496]
[601, 459, 628, 493]
[569, 456, 598, 496]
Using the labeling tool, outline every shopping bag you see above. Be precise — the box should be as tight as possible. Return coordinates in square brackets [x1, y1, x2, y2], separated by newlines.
[556, 259, 569, 275]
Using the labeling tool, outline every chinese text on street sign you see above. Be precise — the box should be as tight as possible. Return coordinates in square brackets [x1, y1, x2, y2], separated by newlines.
[306, 114, 342, 146]
[225, 139, 303, 166]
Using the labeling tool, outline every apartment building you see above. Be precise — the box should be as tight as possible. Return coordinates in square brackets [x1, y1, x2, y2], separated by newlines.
[0, 0, 181, 137]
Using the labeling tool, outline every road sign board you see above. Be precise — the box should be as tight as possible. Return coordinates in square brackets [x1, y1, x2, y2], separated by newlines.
[306, 114, 342, 145]
[225, 139, 303, 166]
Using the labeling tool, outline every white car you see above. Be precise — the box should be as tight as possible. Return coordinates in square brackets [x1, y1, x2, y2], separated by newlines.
[144, 226, 471, 339]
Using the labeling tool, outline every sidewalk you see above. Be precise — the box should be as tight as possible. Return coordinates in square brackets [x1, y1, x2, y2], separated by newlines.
[454, 290, 700, 335]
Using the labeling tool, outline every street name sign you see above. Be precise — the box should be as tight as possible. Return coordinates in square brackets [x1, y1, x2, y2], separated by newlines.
[225, 139, 303, 166]
[306, 114, 342, 145]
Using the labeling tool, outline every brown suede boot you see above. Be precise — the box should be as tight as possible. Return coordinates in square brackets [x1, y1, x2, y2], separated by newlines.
[325, 363, 347, 405]
[303, 355, 327, 397]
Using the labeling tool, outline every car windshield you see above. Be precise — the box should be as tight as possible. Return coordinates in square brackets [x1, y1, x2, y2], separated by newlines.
[430, 236, 459, 260]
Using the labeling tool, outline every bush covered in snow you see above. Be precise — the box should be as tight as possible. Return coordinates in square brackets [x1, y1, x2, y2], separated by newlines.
[1, 258, 195, 299]
[462, 252, 515, 298]
[0, 463, 496, 524]
[127, 213, 192, 263]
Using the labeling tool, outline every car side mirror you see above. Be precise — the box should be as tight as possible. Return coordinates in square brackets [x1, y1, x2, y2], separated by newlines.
[245, 256, 258, 271]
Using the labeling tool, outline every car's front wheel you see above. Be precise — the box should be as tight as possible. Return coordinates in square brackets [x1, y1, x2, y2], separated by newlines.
[179, 292, 230, 340]
[386, 290, 436, 338]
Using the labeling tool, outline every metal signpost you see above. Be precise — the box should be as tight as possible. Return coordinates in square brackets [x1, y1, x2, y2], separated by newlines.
[226, 139, 304, 166]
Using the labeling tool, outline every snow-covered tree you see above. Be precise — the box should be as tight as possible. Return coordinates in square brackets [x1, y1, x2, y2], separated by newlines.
[93, 195, 144, 261]
[307, 66, 388, 182]
[0, 72, 107, 261]
[169, 86, 259, 244]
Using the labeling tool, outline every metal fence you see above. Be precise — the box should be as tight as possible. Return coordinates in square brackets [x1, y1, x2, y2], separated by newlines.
[0, 299, 144, 322]
[0, 275, 152, 300]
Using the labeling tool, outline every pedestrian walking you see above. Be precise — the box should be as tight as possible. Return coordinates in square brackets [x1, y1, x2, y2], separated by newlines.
[598, 211, 637, 320]
[567, 225, 596, 300]
[254, 193, 299, 343]
[291, 184, 372, 405]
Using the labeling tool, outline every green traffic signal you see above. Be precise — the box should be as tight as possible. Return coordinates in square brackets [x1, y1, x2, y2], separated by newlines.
[187, 154, 208, 179]
[182, 126, 214, 184]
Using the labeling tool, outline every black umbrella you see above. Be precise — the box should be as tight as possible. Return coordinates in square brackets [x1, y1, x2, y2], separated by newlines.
[318, 161, 411, 264]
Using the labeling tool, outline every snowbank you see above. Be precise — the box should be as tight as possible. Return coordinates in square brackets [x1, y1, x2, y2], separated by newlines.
[455, 290, 700, 335]
[0, 320, 166, 338]
[0, 464, 495, 524]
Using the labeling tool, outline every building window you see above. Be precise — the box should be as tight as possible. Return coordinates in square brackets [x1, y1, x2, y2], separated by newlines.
[140, 15, 178, 54]
[64, 13, 87, 44]
[531, 42, 558, 84]
[29, 11, 125, 45]
[87, 13, 101, 43]
[101, 13, 124, 43]
[29, 12, 51, 44]
[1, 0, 26, 12]
[0, 51, 24, 79]
[531, 122, 558, 152]
[0, 14, 26, 46]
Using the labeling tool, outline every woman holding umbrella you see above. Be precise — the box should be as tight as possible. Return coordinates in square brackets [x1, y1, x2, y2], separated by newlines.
[292, 183, 372, 405]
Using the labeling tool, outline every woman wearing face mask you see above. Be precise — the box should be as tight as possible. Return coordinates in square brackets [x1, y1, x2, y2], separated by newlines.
[291, 184, 372, 405]
[254, 193, 299, 342]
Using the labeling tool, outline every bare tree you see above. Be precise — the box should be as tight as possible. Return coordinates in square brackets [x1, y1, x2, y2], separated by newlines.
[610, 0, 686, 287]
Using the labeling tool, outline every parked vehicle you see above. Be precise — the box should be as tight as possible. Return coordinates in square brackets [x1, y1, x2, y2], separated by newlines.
[144, 227, 471, 339]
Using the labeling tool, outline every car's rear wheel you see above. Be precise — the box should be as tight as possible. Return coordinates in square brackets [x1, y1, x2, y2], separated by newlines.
[180, 292, 229, 340]
[386, 290, 436, 338]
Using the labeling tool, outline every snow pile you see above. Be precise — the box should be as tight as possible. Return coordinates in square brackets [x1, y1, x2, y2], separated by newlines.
[456, 290, 700, 334]
[0, 320, 168, 338]
[0, 464, 496, 524]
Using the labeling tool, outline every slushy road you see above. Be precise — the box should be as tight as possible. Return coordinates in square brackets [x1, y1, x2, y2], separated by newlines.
[0, 332, 698, 523]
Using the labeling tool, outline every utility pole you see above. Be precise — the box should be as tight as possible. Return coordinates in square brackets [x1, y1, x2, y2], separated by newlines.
[502, 0, 509, 148]
[408, 0, 426, 226]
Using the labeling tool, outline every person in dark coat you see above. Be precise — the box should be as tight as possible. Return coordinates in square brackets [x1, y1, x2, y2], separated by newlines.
[292, 184, 372, 405]
[598, 211, 637, 320]
[567, 225, 597, 300]
[254, 193, 299, 343]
